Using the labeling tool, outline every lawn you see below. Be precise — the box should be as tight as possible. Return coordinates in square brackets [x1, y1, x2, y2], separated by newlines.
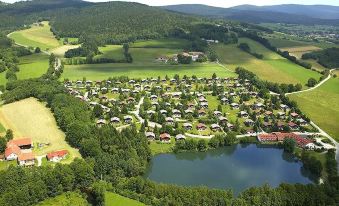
[0, 98, 81, 160]
[35, 192, 88, 206]
[62, 62, 235, 80]
[8, 21, 61, 51]
[105, 192, 145, 206]
[0, 161, 17, 171]
[149, 138, 175, 155]
[213, 38, 321, 87]
[289, 75, 339, 141]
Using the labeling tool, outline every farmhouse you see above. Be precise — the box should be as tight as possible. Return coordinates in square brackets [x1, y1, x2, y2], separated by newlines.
[18, 152, 35, 167]
[46, 150, 69, 162]
[5, 144, 21, 161]
[7, 138, 32, 150]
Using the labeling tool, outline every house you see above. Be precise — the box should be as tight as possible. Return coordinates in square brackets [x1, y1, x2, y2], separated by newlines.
[156, 56, 168, 63]
[244, 119, 254, 127]
[7, 138, 32, 150]
[211, 124, 221, 131]
[252, 103, 264, 110]
[288, 122, 299, 130]
[160, 133, 171, 143]
[263, 122, 272, 128]
[18, 152, 35, 167]
[198, 109, 206, 117]
[290, 112, 299, 118]
[230, 103, 239, 109]
[145, 132, 156, 140]
[277, 112, 286, 119]
[175, 134, 186, 140]
[220, 97, 229, 104]
[265, 111, 273, 117]
[280, 104, 289, 111]
[185, 109, 193, 115]
[200, 102, 209, 109]
[124, 115, 133, 123]
[213, 111, 222, 117]
[150, 95, 158, 101]
[196, 123, 207, 131]
[183, 123, 193, 130]
[110, 117, 120, 124]
[46, 150, 68, 162]
[172, 109, 181, 118]
[297, 118, 308, 126]
[96, 119, 106, 127]
[239, 111, 249, 118]
[160, 110, 167, 115]
[219, 116, 228, 124]
[5, 144, 21, 161]
[165, 117, 175, 125]
[127, 97, 135, 103]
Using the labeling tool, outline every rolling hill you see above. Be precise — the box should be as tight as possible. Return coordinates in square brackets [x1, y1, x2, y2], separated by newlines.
[162, 4, 339, 25]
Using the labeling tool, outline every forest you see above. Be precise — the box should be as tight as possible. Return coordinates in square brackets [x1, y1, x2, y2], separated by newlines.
[302, 47, 339, 69]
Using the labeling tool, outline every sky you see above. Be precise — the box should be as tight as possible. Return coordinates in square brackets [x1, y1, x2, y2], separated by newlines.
[2, 0, 339, 8]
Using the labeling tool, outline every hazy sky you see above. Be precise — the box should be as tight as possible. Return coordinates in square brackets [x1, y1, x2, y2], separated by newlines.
[2, 0, 339, 8]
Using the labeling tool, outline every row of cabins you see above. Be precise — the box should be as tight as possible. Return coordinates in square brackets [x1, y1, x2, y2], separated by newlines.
[145, 132, 186, 143]
[96, 115, 133, 127]
[2, 138, 69, 166]
[258, 132, 315, 149]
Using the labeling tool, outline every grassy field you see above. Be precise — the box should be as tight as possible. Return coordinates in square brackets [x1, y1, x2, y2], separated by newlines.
[9, 21, 61, 50]
[106, 192, 145, 206]
[149, 138, 175, 155]
[213, 38, 321, 87]
[35, 192, 88, 206]
[0, 98, 81, 160]
[51, 45, 80, 57]
[95, 45, 125, 60]
[62, 62, 235, 80]
[289, 75, 339, 141]
[131, 38, 191, 49]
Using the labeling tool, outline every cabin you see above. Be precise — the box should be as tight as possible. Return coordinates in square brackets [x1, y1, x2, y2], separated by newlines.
[165, 117, 175, 125]
[160, 133, 171, 143]
[196, 123, 207, 131]
[110, 117, 120, 124]
[244, 119, 254, 127]
[239, 111, 249, 118]
[183, 123, 193, 130]
[211, 124, 221, 131]
[124, 116, 133, 123]
[213, 111, 222, 117]
[175, 134, 186, 141]
[172, 109, 181, 118]
[46, 150, 68, 162]
[288, 122, 300, 130]
[145, 132, 156, 141]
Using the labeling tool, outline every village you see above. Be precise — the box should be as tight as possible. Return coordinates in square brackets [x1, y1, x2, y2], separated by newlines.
[64, 74, 335, 152]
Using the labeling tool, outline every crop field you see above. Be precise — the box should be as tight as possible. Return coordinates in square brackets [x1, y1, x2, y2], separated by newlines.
[213, 38, 321, 87]
[106, 192, 145, 206]
[8, 21, 61, 50]
[289, 75, 339, 141]
[0, 98, 81, 160]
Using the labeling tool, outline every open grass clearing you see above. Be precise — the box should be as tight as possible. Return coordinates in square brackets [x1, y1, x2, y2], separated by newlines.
[0, 98, 81, 160]
[149, 138, 175, 155]
[213, 38, 321, 87]
[131, 38, 191, 49]
[17, 53, 49, 79]
[62, 62, 235, 80]
[51, 45, 80, 57]
[8, 21, 61, 50]
[289, 76, 339, 142]
[35, 192, 88, 206]
[95, 45, 125, 60]
[106, 192, 145, 206]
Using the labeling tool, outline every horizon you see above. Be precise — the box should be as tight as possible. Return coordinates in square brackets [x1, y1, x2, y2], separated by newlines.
[2, 0, 339, 8]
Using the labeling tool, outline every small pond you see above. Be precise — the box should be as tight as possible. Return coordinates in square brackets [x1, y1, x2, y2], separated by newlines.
[145, 144, 315, 194]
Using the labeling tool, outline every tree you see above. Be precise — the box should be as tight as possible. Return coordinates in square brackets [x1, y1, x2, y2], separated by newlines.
[5, 129, 13, 141]
[0, 138, 6, 153]
[197, 139, 207, 152]
[35, 47, 41, 53]
[307, 78, 317, 87]
[93, 104, 103, 118]
[92, 181, 106, 206]
[283, 138, 296, 153]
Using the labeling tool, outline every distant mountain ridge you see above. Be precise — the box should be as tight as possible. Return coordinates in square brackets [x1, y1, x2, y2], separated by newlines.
[161, 4, 339, 25]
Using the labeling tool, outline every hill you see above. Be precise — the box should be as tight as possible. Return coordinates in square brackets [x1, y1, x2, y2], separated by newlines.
[162, 4, 339, 26]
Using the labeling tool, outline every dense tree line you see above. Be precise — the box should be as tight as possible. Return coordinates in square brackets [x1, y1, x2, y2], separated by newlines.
[302, 47, 339, 69]
[238, 42, 264, 59]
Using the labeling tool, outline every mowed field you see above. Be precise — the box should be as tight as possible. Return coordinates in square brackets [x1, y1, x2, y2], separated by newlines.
[62, 39, 235, 80]
[289, 72, 339, 141]
[213, 38, 321, 87]
[0, 98, 81, 160]
[105, 192, 145, 206]
[9, 21, 61, 50]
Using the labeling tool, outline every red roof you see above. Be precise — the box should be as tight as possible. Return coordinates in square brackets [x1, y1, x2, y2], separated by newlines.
[46, 150, 69, 160]
[5, 144, 21, 158]
[196, 123, 207, 129]
[160, 133, 170, 140]
[258, 132, 313, 147]
[7, 138, 32, 147]
[18, 152, 35, 161]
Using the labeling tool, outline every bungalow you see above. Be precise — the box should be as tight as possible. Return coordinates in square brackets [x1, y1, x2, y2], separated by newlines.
[280, 104, 289, 111]
[277, 112, 286, 119]
[110, 117, 120, 124]
[213, 111, 222, 117]
[198, 109, 206, 117]
[111, 88, 119, 93]
[187, 103, 195, 109]
[165, 117, 175, 125]
[145, 132, 156, 140]
[200, 102, 209, 109]
[196, 123, 207, 131]
[252, 103, 264, 110]
[219, 116, 228, 124]
[150, 95, 158, 101]
[230, 103, 239, 109]
[160, 133, 171, 143]
[18, 152, 35, 167]
[265, 111, 273, 117]
[124, 115, 133, 123]
[220, 97, 229, 104]
[175, 134, 186, 141]
[96, 119, 106, 127]
[227, 123, 234, 129]
[239, 111, 249, 118]
[297, 118, 308, 126]
[288, 122, 299, 131]
[183, 123, 193, 130]
[172, 109, 181, 118]
[185, 109, 193, 115]
[46, 150, 68, 162]
[143, 85, 151, 91]
[290, 112, 299, 118]
[244, 119, 254, 127]
[160, 110, 168, 115]
[211, 124, 221, 131]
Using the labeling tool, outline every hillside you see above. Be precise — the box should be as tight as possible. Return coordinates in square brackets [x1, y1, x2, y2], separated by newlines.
[162, 4, 339, 26]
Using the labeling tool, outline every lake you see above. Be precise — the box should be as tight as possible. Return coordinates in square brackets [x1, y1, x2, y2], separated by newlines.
[145, 144, 315, 194]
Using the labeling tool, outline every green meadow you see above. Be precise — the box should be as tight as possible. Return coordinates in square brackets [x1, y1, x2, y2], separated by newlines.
[289, 74, 339, 141]
[35, 192, 88, 206]
[105, 192, 145, 206]
[213, 38, 321, 87]
[8, 21, 61, 50]
[95, 45, 125, 60]
[131, 38, 191, 49]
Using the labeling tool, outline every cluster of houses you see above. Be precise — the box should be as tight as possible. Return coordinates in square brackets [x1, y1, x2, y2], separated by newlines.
[1, 137, 69, 166]
[156, 52, 205, 63]
[258, 132, 316, 150]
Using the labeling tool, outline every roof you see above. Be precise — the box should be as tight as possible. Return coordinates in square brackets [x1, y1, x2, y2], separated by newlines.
[7, 138, 32, 147]
[197, 123, 207, 128]
[5, 144, 21, 158]
[47, 150, 68, 160]
[160, 133, 170, 139]
[18, 152, 35, 161]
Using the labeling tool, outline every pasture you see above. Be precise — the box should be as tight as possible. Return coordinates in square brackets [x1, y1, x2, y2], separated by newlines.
[289, 75, 339, 141]
[0, 98, 81, 160]
[213, 38, 321, 87]
[17, 53, 49, 79]
[8, 21, 61, 50]
[131, 38, 191, 49]
[95, 45, 125, 60]
[35, 192, 88, 206]
[62, 62, 235, 80]
[105, 192, 145, 206]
